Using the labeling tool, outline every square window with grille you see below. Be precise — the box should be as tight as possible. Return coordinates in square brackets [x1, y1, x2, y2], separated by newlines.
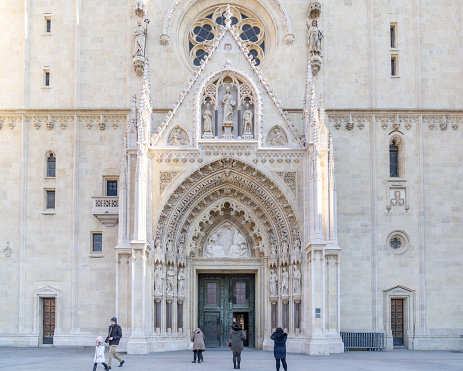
[106, 180, 118, 197]
[207, 282, 217, 305]
[46, 190, 55, 209]
[92, 233, 102, 252]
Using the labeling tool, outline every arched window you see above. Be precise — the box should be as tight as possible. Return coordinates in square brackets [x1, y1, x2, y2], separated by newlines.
[46, 153, 56, 178]
[389, 140, 399, 177]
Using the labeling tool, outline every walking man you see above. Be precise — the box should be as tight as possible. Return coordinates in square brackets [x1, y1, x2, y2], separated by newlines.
[106, 317, 125, 369]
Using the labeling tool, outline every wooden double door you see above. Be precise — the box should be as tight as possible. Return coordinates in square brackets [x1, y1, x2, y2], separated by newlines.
[198, 274, 255, 348]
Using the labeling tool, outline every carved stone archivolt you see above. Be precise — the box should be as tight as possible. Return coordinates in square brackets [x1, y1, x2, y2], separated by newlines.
[154, 158, 302, 266]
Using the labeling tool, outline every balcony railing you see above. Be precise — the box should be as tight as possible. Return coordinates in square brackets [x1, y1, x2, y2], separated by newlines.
[92, 196, 119, 227]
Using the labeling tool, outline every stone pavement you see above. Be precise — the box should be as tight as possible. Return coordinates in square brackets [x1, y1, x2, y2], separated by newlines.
[0, 347, 462, 371]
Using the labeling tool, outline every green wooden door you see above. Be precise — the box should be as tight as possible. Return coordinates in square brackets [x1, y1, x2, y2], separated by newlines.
[198, 274, 255, 348]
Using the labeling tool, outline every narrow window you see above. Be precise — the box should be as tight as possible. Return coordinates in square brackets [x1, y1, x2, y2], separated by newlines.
[46, 190, 55, 209]
[391, 56, 398, 76]
[44, 15, 51, 33]
[235, 282, 246, 305]
[44, 70, 50, 87]
[389, 140, 399, 177]
[390, 24, 396, 48]
[47, 153, 56, 178]
[106, 180, 118, 197]
[207, 283, 217, 305]
[92, 233, 102, 252]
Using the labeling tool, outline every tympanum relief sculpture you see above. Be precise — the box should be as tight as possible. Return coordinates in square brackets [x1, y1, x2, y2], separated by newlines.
[200, 74, 256, 140]
[204, 222, 249, 258]
[168, 127, 189, 146]
[267, 127, 288, 146]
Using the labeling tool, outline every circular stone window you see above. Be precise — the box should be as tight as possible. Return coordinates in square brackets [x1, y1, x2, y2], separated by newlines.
[387, 231, 410, 254]
[188, 5, 267, 68]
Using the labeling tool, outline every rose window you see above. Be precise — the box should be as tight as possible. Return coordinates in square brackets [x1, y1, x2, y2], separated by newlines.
[189, 5, 266, 67]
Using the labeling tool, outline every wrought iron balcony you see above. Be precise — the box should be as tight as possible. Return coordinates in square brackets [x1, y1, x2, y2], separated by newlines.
[92, 196, 119, 227]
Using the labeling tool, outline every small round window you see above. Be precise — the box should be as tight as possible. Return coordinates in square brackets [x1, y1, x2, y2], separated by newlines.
[188, 5, 266, 67]
[387, 231, 410, 254]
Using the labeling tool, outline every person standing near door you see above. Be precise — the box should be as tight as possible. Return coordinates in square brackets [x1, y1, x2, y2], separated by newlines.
[229, 322, 246, 369]
[105, 317, 125, 369]
[270, 328, 288, 371]
[191, 327, 206, 363]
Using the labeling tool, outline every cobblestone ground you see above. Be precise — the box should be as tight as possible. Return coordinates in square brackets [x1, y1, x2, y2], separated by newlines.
[0, 348, 462, 371]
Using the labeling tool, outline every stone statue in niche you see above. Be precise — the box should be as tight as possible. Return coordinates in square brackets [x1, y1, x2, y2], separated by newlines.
[177, 268, 185, 296]
[267, 128, 288, 146]
[166, 265, 175, 294]
[154, 264, 164, 295]
[307, 19, 323, 56]
[281, 266, 289, 296]
[168, 128, 188, 145]
[203, 103, 213, 134]
[269, 268, 278, 296]
[133, 20, 146, 58]
[222, 86, 236, 123]
[293, 265, 301, 294]
[204, 222, 249, 258]
[221, 85, 236, 139]
[242, 103, 253, 138]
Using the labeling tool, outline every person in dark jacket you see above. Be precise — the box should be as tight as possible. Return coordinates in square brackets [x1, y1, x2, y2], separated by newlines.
[191, 328, 206, 363]
[270, 328, 288, 371]
[105, 317, 125, 369]
[229, 322, 246, 369]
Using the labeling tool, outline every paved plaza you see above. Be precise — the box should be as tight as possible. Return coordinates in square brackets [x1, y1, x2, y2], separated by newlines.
[0, 347, 462, 371]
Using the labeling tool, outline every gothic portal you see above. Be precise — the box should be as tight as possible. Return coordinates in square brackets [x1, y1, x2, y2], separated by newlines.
[113, 5, 342, 355]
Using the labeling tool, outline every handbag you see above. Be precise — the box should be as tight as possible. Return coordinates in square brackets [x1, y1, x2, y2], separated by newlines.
[189, 341, 194, 350]
[227, 342, 231, 347]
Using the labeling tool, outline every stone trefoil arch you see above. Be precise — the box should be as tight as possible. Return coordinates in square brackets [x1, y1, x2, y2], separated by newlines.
[160, 0, 294, 46]
[154, 158, 302, 265]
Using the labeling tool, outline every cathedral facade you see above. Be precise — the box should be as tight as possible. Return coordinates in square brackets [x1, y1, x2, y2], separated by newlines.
[0, 0, 462, 354]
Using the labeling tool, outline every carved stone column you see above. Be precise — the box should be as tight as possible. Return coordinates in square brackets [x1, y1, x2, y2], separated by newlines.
[127, 244, 151, 354]
[325, 253, 343, 352]
[305, 246, 329, 355]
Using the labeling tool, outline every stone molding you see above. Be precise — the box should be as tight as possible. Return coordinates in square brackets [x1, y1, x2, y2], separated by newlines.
[327, 112, 462, 132]
[0, 113, 127, 131]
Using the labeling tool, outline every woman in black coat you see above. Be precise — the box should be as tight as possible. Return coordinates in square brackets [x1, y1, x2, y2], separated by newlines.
[270, 328, 288, 371]
[229, 322, 246, 369]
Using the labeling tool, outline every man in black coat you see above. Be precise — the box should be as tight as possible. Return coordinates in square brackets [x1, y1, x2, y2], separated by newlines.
[105, 317, 125, 369]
